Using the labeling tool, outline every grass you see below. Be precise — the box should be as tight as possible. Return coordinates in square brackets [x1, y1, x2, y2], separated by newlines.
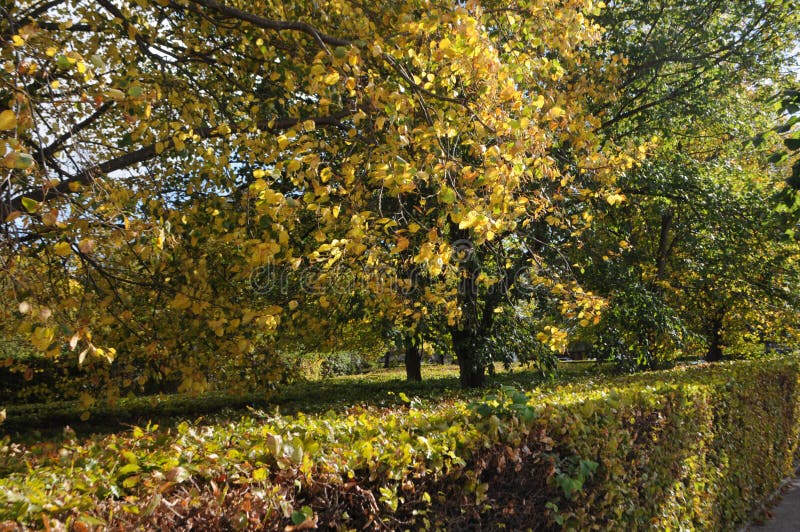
[1, 361, 606, 441]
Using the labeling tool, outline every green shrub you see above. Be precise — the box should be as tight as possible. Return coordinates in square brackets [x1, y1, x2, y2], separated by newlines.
[319, 351, 374, 377]
[1, 358, 798, 529]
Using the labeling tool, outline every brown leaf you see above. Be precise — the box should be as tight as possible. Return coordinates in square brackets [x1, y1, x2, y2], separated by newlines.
[284, 514, 318, 531]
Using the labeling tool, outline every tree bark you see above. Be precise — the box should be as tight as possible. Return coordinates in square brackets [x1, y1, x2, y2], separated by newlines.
[404, 336, 422, 382]
[451, 329, 486, 388]
[655, 207, 674, 282]
[705, 315, 724, 362]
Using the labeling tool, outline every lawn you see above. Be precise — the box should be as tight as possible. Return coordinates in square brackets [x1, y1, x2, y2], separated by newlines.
[1, 361, 603, 441]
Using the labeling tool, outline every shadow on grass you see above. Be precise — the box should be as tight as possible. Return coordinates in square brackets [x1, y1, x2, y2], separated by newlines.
[1, 362, 605, 442]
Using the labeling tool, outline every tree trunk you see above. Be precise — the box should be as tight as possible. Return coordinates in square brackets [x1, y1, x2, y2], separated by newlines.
[705, 315, 724, 362]
[451, 329, 486, 388]
[706, 338, 723, 362]
[404, 336, 422, 382]
[655, 207, 674, 282]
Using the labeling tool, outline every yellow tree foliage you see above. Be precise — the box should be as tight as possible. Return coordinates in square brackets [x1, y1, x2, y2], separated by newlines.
[0, 0, 636, 392]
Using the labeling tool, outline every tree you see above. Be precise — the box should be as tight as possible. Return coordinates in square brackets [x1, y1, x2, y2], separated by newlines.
[564, 0, 800, 366]
[1, 0, 638, 391]
[594, 0, 799, 136]
[577, 82, 800, 366]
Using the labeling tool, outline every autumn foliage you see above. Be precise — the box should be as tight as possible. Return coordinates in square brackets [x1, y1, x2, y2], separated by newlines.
[1, 0, 799, 396]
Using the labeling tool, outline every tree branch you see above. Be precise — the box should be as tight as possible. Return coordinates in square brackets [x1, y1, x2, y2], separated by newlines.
[42, 102, 115, 159]
[183, 0, 351, 49]
[1, 109, 356, 219]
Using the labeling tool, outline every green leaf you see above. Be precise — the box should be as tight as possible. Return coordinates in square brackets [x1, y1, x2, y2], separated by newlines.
[122, 474, 140, 488]
[291, 510, 307, 525]
[20, 197, 39, 213]
[117, 463, 140, 476]
[55, 54, 71, 69]
[440, 187, 456, 204]
[16, 153, 34, 170]
[768, 151, 786, 164]
[77, 515, 107, 526]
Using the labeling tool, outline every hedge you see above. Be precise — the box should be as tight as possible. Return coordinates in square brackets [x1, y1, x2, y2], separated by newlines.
[0, 358, 798, 529]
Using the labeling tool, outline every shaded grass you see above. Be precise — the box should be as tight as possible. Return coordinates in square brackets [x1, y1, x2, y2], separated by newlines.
[1, 361, 605, 441]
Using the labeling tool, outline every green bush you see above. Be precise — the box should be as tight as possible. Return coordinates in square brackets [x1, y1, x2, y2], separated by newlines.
[319, 351, 374, 377]
[1, 358, 798, 529]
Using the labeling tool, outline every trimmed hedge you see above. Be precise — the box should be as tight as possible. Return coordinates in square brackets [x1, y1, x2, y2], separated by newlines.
[0, 358, 798, 529]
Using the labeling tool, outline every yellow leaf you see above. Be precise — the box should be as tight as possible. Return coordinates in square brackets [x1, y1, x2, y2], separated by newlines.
[31, 326, 55, 351]
[0, 110, 17, 130]
[438, 38, 452, 50]
[323, 71, 340, 85]
[106, 88, 126, 102]
[20, 197, 39, 213]
[53, 241, 72, 256]
[170, 293, 192, 310]
[605, 193, 627, 206]
[303, 120, 316, 132]
[264, 305, 282, 316]
[391, 236, 410, 254]
[12, 35, 25, 47]
[253, 467, 268, 481]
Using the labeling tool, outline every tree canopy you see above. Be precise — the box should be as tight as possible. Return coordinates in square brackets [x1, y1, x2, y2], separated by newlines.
[1, 0, 799, 393]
